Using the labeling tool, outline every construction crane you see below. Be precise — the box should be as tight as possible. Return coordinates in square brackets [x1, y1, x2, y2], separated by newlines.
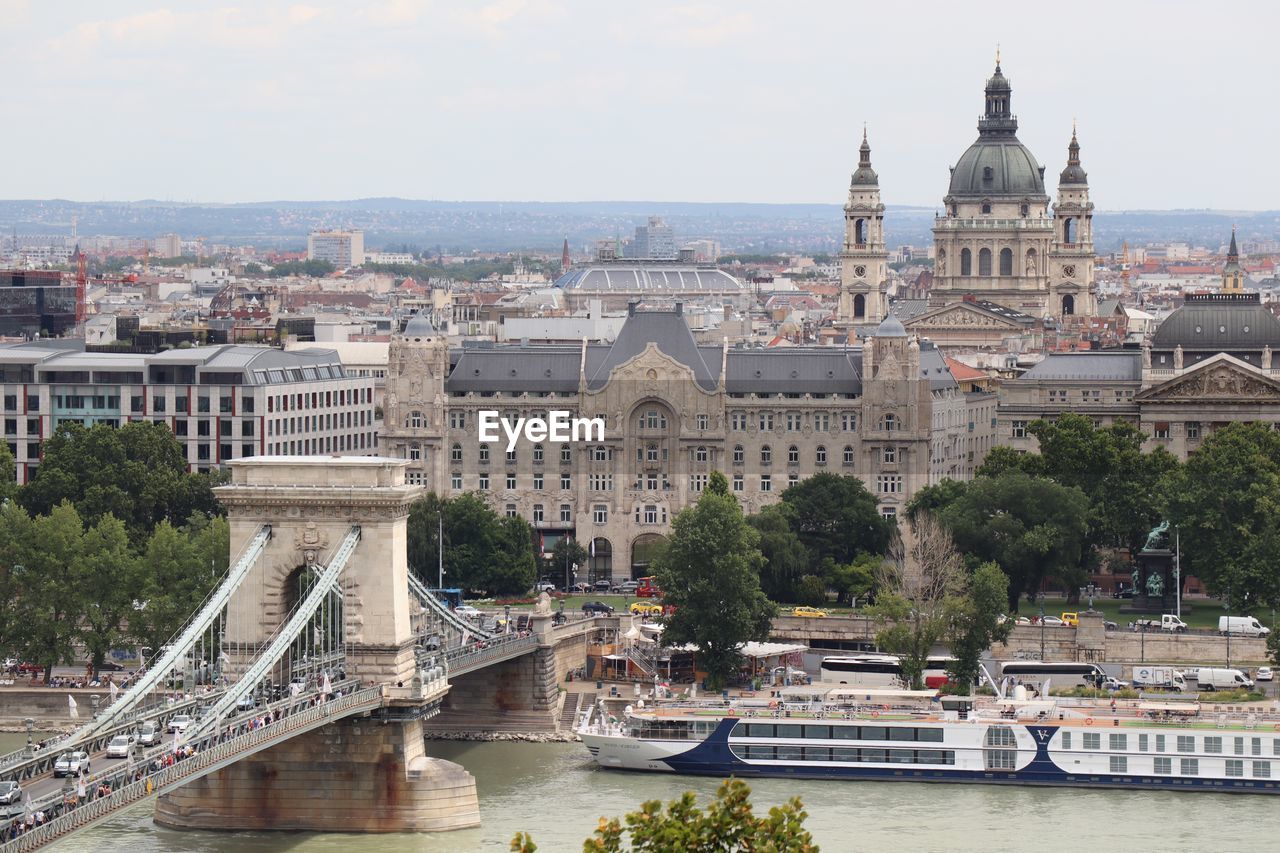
[75, 245, 87, 325]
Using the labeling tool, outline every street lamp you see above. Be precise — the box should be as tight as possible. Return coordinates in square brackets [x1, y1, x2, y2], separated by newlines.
[24, 717, 33, 759]
[1224, 591, 1232, 669]
[1080, 583, 1099, 613]
[1039, 599, 1046, 661]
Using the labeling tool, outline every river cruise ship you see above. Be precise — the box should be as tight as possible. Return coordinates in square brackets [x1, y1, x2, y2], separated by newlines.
[577, 685, 1280, 793]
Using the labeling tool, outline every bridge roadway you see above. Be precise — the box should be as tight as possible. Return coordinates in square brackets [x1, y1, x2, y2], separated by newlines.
[0, 674, 449, 852]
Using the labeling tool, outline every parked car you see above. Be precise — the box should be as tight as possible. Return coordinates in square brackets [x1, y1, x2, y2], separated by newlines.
[138, 722, 161, 747]
[1219, 616, 1271, 638]
[593, 580, 612, 593]
[581, 601, 615, 616]
[105, 734, 136, 758]
[613, 580, 641, 595]
[0, 780, 20, 805]
[791, 606, 829, 619]
[454, 605, 482, 619]
[54, 751, 90, 777]
[629, 602, 664, 616]
[95, 660, 125, 672]
[167, 714, 194, 734]
[533, 581, 557, 594]
[1060, 612, 1080, 627]
[1256, 666, 1273, 682]
[1103, 620, 1119, 631]
[1040, 616, 1066, 627]
[1014, 616, 1032, 625]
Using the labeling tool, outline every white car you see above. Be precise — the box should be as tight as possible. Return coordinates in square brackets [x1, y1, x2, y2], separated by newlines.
[54, 751, 90, 777]
[1040, 616, 1066, 627]
[168, 714, 193, 734]
[138, 722, 160, 746]
[105, 734, 135, 758]
[1256, 666, 1273, 682]
[454, 605, 481, 619]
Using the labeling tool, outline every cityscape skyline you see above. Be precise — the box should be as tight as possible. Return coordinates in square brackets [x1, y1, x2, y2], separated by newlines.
[0, 1, 1276, 209]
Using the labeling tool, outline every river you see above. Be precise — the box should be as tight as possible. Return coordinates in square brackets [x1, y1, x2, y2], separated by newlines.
[5, 734, 1277, 851]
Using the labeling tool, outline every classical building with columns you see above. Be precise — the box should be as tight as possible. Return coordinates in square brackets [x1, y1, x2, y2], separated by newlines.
[998, 290, 1280, 457]
[382, 307, 996, 584]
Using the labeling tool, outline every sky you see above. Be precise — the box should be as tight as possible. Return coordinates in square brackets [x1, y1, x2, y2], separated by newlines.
[1, 0, 1278, 210]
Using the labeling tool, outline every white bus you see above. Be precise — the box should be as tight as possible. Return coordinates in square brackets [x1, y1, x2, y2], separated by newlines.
[999, 661, 1107, 689]
[820, 655, 956, 688]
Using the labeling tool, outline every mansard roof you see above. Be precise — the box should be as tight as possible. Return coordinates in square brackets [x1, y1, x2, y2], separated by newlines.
[1150, 293, 1280, 351]
[585, 308, 718, 391]
[1017, 352, 1142, 382]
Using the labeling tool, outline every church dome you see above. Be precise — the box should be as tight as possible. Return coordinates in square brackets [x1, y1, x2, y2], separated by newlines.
[874, 313, 907, 338]
[945, 63, 1047, 201]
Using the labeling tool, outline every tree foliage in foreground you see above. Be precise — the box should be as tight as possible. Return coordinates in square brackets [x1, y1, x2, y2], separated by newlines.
[405, 492, 537, 596]
[511, 779, 816, 852]
[653, 472, 776, 690]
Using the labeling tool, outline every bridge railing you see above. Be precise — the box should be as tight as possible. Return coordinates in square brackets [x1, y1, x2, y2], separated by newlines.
[434, 632, 541, 676]
[0, 686, 385, 853]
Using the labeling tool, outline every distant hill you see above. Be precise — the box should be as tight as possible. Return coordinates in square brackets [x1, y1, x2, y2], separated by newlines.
[0, 198, 1274, 255]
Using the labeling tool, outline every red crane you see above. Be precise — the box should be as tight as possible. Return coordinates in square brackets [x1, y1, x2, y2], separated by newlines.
[75, 246, 87, 325]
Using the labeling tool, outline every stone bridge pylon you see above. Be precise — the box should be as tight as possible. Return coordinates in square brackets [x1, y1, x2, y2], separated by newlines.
[155, 456, 480, 834]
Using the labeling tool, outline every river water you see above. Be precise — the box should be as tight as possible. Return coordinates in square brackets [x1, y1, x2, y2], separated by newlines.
[6, 734, 1278, 851]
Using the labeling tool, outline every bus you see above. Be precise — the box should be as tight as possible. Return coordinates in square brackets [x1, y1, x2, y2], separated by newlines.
[998, 661, 1107, 689]
[819, 655, 956, 688]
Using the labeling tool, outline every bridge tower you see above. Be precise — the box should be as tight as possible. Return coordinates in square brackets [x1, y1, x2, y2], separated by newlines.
[155, 456, 480, 834]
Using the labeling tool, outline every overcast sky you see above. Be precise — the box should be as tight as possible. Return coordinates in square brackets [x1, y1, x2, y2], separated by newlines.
[2, 0, 1277, 210]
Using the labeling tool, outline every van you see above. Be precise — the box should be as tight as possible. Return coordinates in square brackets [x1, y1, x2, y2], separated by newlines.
[1196, 667, 1254, 691]
[1219, 616, 1271, 638]
[1060, 612, 1080, 627]
[138, 721, 160, 746]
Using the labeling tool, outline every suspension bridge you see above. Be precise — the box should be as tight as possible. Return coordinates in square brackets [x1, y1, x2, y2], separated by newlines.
[0, 456, 600, 850]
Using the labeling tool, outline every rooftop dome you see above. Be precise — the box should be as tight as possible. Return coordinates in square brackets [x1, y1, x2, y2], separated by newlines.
[850, 129, 878, 187]
[874, 313, 907, 338]
[946, 63, 1047, 200]
[402, 311, 436, 337]
[1058, 128, 1087, 185]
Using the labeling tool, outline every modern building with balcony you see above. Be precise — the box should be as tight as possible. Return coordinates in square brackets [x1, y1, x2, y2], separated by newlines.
[0, 342, 378, 484]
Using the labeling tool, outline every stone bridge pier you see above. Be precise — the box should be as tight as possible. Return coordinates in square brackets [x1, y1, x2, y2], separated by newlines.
[156, 457, 480, 834]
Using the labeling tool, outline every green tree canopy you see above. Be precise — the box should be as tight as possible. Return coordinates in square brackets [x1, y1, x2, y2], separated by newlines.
[511, 779, 815, 853]
[78, 514, 142, 677]
[930, 470, 1091, 609]
[546, 535, 589, 587]
[779, 472, 892, 566]
[653, 472, 775, 689]
[14, 502, 87, 681]
[20, 421, 223, 546]
[946, 561, 1013, 692]
[1163, 422, 1280, 608]
[747, 503, 808, 602]
[407, 493, 537, 596]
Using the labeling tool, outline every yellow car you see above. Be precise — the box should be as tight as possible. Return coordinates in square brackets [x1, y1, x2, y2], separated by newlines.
[629, 602, 664, 616]
[1060, 612, 1080, 627]
[791, 606, 829, 619]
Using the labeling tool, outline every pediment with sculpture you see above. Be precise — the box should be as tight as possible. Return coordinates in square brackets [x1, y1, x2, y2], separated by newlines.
[1138, 357, 1280, 403]
[905, 304, 1025, 331]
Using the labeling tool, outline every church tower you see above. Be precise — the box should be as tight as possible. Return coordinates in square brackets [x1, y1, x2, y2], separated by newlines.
[860, 314, 930, 519]
[836, 129, 889, 331]
[1222, 228, 1245, 294]
[1048, 126, 1096, 317]
[384, 311, 449, 492]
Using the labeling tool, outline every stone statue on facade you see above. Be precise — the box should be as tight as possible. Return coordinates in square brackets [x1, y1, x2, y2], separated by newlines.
[1143, 520, 1170, 551]
[1146, 571, 1164, 597]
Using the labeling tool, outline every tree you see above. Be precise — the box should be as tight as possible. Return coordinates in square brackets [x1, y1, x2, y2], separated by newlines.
[0, 441, 16, 505]
[547, 535, 588, 588]
[653, 472, 775, 689]
[905, 477, 968, 520]
[15, 502, 87, 682]
[78, 514, 142, 678]
[20, 421, 223, 547]
[132, 521, 205, 659]
[406, 492, 447, 584]
[1164, 422, 1280, 607]
[748, 504, 808, 602]
[931, 471, 1090, 610]
[866, 514, 966, 689]
[946, 562, 1013, 692]
[828, 553, 878, 607]
[492, 515, 538, 595]
[0, 501, 35, 664]
[414, 493, 538, 596]
[779, 473, 892, 567]
[511, 779, 815, 853]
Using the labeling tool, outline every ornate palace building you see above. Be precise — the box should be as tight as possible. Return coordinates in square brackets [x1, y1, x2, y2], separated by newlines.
[382, 308, 996, 583]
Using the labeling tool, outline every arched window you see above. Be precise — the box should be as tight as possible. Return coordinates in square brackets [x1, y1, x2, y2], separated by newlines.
[732, 445, 744, 464]
[816, 446, 827, 465]
[1062, 294, 1075, 316]
[1063, 218, 1075, 243]
[978, 248, 992, 276]
[843, 446, 854, 466]
[881, 413, 897, 432]
[960, 248, 972, 276]
[532, 443, 544, 462]
[999, 248, 1013, 276]
[787, 445, 799, 465]
[761, 445, 772, 465]
[450, 442, 462, 462]
[854, 218, 867, 245]
[407, 410, 424, 429]
[981, 203, 992, 214]
[853, 293, 866, 318]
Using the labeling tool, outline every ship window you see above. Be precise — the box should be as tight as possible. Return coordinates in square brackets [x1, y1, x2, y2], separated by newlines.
[1139, 734, 1148, 752]
[1156, 735, 1166, 753]
[746, 745, 774, 760]
[860, 748, 887, 763]
[1274, 738, 1280, 756]
[833, 747, 860, 762]
[1254, 762, 1271, 778]
[804, 726, 830, 739]
[1252, 738, 1262, 756]
[889, 749, 915, 764]
[984, 726, 1016, 747]
[984, 749, 1016, 770]
[803, 747, 831, 762]
[775, 745, 802, 761]
[917, 728, 944, 743]
[915, 750, 953, 765]
[860, 726, 887, 741]
[1235, 738, 1245, 756]
[1109, 734, 1127, 750]
[775, 724, 803, 739]
[1153, 757, 1172, 775]
[1061, 731, 1072, 750]
[1083, 732, 1101, 750]
[741, 723, 773, 738]
[889, 728, 917, 742]
[1180, 758, 1199, 776]
[1204, 736, 1222, 754]
[1177, 736, 1195, 753]
[1110, 756, 1128, 773]
[1226, 759, 1244, 778]
[832, 726, 861, 740]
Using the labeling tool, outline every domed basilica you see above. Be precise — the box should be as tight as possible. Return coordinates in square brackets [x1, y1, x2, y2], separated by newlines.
[837, 60, 1096, 334]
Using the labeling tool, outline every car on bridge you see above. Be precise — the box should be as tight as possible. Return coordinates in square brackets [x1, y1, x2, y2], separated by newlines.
[236, 694, 258, 713]
[138, 722, 161, 746]
[0, 780, 21, 806]
[168, 714, 194, 734]
[791, 607, 829, 619]
[455, 605, 482, 620]
[582, 601, 615, 616]
[629, 602, 663, 616]
[106, 734, 136, 758]
[54, 751, 90, 777]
